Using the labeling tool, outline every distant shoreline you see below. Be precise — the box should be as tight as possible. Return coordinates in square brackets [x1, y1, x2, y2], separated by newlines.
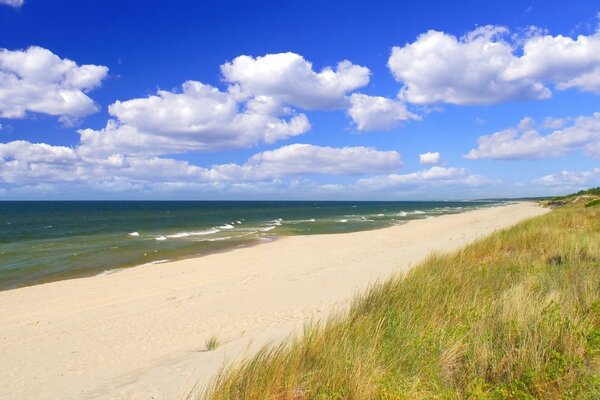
[0, 200, 509, 291]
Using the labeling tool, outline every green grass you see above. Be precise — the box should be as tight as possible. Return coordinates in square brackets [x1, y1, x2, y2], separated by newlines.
[546, 186, 600, 205]
[585, 199, 600, 208]
[200, 205, 600, 399]
[576, 187, 600, 197]
[205, 336, 220, 351]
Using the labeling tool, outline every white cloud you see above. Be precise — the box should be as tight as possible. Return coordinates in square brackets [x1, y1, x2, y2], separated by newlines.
[503, 30, 600, 93]
[0, 0, 23, 7]
[388, 26, 600, 105]
[221, 52, 370, 110]
[0, 141, 401, 187]
[0, 46, 108, 121]
[465, 113, 600, 160]
[347, 93, 419, 131]
[388, 26, 550, 105]
[210, 144, 402, 180]
[533, 168, 600, 186]
[78, 81, 310, 156]
[356, 166, 486, 190]
[419, 151, 441, 164]
[543, 117, 570, 129]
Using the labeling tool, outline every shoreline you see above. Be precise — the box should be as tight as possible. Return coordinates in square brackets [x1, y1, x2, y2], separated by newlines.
[0, 202, 548, 400]
[3, 202, 503, 292]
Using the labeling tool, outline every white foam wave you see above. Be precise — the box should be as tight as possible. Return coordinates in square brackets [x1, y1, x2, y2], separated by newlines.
[205, 236, 232, 242]
[397, 211, 407, 217]
[219, 224, 235, 229]
[339, 219, 348, 223]
[155, 236, 167, 241]
[128, 231, 140, 237]
[166, 228, 220, 238]
[260, 226, 276, 232]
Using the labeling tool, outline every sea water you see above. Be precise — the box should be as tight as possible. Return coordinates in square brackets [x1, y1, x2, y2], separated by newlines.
[0, 200, 505, 290]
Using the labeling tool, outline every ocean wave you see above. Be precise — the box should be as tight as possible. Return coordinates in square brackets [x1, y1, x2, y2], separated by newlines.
[218, 224, 235, 229]
[286, 218, 317, 224]
[128, 231, 140, 237]
[204, 236, 232, 242]
[237, 231, 258, 236]
[166, 228, 220, 238]
[397, 211, 407, 217]
[260, 226, 276, 232]
[339, 219, 348, 223]
[155, 236, 167, 241]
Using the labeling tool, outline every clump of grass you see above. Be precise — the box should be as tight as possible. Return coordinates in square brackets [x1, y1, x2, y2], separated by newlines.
[205, 336, 220, 351]
[585, 199, 600, 208]
[200, 206, 600, 399]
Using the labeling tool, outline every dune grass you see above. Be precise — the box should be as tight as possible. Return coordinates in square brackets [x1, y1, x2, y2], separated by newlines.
[201, 204, 600, 399]
[585, 199, 600, 208]
[205, 336, 220, 351]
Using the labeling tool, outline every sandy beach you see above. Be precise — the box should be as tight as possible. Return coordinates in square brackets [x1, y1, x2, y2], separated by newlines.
[0, 202, 548, 400]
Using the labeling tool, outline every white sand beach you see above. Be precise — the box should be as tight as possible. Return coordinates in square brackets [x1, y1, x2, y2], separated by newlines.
[0, 202, 548, 400]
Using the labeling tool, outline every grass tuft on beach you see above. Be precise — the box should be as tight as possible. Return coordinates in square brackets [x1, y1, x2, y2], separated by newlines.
[200, 200, 599, 399]
[205, 336, 220, 351]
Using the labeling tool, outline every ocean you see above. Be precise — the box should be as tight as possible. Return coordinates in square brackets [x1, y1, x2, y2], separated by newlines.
[0, 200, 505, 290]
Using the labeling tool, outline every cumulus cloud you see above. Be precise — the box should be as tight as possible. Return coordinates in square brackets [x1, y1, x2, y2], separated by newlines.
[347, 93, 419, 131]
[0, 141, 401, 187]
[1, 139, 494, 198]
[356, 166, 486, 190]
[79, 81, 310, 156]
[0, 46, 108, 122]
[0, 0, 23, 7]
[221, 52, 370, 110]
[210, 144, 402, 180]
[503, 30, 600, 93]
[419, 151, 441, 164]
[533, 168, 600, 186]
[388, 26, 550, 105]
[465, 113, 600, 160]
[388, 26, 600, 105]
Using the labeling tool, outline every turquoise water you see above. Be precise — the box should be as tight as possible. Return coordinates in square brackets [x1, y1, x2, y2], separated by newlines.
[0, 200, 505, 290]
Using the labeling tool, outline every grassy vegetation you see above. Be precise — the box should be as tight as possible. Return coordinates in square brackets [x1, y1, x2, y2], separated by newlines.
[545, 187, 600, 207]
[205, 336, 220, 351]
[576, 187, 600, 197]
[585, 199, 600, 208]
[198, 202, 600, 399]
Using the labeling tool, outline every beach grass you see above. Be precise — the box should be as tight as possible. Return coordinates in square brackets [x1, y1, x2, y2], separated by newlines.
[200, 200, 599, 399]
[585, 199, 600, 208]
[205, 336, 220, 351]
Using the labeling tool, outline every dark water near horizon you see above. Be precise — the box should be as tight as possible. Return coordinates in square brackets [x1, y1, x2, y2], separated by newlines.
[0, 200, 506, 290]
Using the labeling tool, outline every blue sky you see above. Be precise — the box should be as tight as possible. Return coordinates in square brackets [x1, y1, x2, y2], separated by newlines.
[0, 0, 598, 200]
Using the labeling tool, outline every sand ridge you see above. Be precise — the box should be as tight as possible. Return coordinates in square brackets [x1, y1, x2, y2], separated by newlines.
[0, 202, 548, 399]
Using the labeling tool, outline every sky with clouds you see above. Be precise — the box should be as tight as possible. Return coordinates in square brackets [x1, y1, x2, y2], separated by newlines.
[0, 0, 598, 200]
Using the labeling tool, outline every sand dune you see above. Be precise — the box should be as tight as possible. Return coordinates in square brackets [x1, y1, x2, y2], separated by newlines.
[0, 202, 548, 400]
